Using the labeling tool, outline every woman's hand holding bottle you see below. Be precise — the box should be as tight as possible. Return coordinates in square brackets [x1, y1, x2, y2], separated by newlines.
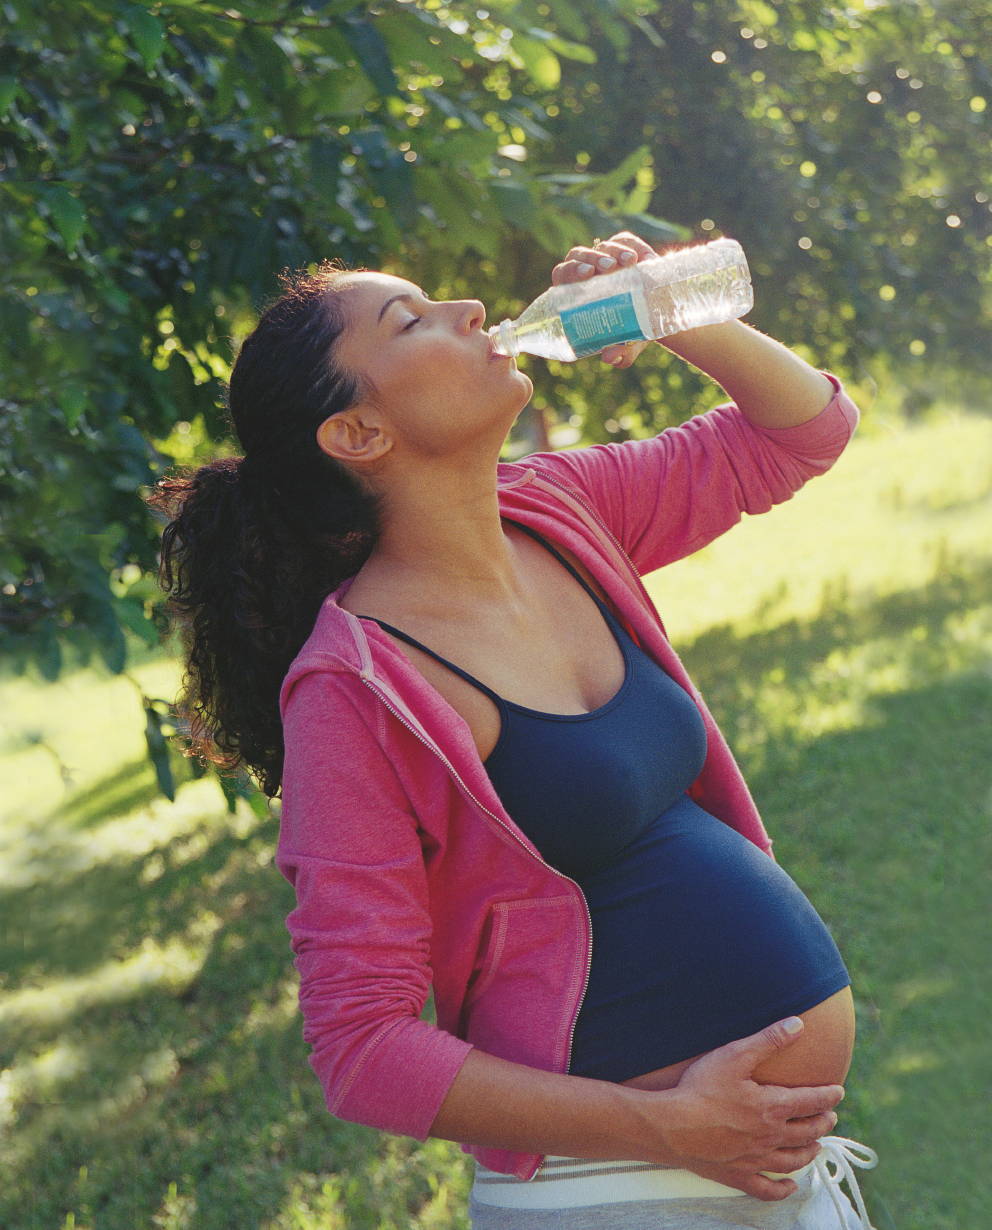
[490, 229, 752, 364]
[543, 228, 835, 426]
[550, 231, 659, 369]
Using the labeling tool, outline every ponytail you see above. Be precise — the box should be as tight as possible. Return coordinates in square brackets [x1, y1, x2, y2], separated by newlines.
[147, 264, 381, 797]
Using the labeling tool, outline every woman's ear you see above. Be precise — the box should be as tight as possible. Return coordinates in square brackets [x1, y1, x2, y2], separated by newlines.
[316, 408, 392, 467]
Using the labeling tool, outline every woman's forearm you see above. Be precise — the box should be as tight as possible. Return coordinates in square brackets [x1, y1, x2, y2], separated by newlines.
[658, 320, 835, 429]
[429, 1025, 844, 1200]
[429, 1048, 659, 1161]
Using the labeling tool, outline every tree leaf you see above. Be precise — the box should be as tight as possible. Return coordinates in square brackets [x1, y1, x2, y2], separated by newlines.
[239, 26, 290, 97]
[43, 186, 87, 250]
[542, 33, 596, 64]
[585, 144, 651, 208]
[0, 291, 30, 352]
[113, 593, 160, 649]
[121, 5, 166, 70]
[37, 622, 63, 683]
[144, 702, 176, 801]
[511, 35, 561, 89]
[619, 210, 686, 244]
[61, 382, 88, 428]
[0, 76, 18, 114]
[218, 771, 241, 815]
[341, 11, 401, 97]
[490, 179, 537, 229]
[94, 610, 128, 674]
[308, 136, 342, 201]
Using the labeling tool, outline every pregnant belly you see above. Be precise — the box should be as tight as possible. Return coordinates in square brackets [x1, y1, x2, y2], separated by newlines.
[619, 985, 856, 1094]
[569, 797, 853, 1086]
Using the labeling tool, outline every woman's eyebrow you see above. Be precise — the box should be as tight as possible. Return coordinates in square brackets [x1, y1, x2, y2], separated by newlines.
[377, 291, 423, 324]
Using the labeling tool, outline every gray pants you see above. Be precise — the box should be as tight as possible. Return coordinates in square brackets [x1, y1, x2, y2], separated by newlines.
[469, 1160, 867, 1230]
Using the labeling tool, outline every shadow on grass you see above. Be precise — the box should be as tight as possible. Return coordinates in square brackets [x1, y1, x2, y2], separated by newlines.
[2, 800, 469, 1229]
[680, 551, 992, 709]
[51, 754, 182, 830]
[1, 554, 989, 1229]
[745, 672, 992, 1230]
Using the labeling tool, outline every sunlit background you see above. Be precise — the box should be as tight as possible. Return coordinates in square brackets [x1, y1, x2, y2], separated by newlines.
[2, 3, 990, 1228]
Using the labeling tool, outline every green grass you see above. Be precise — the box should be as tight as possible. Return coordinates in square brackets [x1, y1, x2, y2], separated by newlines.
[2, 406, 990, 1229]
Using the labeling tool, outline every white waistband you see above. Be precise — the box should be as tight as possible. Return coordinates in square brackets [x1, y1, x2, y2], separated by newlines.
[472, 1135, 879, 1226]
[473, 1155, 747, 1208]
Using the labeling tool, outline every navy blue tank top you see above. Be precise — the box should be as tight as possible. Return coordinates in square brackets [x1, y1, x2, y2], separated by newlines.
[358, 520, 849, 1081]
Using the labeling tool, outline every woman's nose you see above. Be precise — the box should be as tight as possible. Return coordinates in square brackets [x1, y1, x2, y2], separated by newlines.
[456, 299, 487, 332]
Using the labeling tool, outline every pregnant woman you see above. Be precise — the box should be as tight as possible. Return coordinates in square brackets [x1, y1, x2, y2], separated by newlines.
[151, 231, 877, 1228]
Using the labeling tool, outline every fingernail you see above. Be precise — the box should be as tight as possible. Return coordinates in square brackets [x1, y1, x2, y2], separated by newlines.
[597, 255, 616, 270]
[782, 1016, 804, 1035]
[577, 262, 595, 275]
[619, 251, 636, 265]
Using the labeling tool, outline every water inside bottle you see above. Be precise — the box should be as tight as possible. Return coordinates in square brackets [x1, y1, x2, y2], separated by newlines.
[644, 261, 753, 335]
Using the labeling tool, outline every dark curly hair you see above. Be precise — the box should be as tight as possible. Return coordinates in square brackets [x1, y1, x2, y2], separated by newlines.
[146, 262, 383, 797]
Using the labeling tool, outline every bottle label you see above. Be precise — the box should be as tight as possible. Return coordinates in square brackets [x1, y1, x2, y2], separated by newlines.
[560, 292, 650, 358]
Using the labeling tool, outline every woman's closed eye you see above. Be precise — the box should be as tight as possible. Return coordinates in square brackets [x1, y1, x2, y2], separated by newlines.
[401, 315, 422, 331]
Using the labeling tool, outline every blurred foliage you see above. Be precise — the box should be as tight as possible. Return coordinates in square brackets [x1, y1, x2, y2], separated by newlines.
[0, 0, 676, 727]
[1, 0, 989, 797]
[538, 0, 992, 414]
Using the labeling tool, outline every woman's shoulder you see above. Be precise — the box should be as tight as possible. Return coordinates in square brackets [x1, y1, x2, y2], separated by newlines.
[280, 595, 367, 706]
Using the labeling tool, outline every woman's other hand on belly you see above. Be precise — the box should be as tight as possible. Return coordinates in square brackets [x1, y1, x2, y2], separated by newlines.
[627, 1015, 846, 1201]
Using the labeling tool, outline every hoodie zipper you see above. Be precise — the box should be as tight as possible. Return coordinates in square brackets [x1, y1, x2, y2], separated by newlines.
[359, 674, 594, 1082]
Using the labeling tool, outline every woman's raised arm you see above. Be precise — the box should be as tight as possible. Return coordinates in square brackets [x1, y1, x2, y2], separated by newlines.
[552, 230, 835, 427]
[658, 319, 835, 430]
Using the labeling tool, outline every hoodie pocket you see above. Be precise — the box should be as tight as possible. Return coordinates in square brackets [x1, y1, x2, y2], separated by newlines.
[461, 893, 586, 1071]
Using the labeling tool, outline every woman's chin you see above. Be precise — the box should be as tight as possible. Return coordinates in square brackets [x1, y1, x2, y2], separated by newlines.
[506, 375, 534, 415]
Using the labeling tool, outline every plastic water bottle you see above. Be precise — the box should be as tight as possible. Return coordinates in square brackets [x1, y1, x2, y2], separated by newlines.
[489, 238, 753, 361]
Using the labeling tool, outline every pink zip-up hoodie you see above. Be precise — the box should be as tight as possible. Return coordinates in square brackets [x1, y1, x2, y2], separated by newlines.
[276, 375, 859, 1181]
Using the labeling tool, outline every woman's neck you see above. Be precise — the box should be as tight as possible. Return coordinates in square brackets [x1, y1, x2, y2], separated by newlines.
[357, 468, 530, 613]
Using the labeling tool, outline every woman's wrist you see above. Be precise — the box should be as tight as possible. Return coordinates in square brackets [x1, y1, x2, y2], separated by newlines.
[608, 1082, 685, 1163]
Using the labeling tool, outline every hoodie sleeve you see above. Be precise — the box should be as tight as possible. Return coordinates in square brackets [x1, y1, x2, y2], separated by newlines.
[276, 669, 474, 1140]
[525, 372, 859, 576]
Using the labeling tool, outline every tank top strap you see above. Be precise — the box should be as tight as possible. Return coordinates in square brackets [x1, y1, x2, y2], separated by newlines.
[356, 520, 618, 706]
[502, 518, 616, 619]
[357, 616, 507, 707]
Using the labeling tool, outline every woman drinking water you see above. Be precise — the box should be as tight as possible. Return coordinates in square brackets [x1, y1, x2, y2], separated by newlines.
[151, 230, 877, 1228]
